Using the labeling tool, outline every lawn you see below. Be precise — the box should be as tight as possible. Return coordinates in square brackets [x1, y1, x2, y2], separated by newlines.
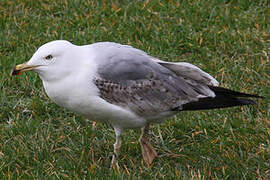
[0, 0, 269, 179]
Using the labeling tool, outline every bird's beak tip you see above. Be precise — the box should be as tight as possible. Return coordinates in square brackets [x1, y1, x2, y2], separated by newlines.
[10, 63, 37, 76]
[10, 66, 22, 76]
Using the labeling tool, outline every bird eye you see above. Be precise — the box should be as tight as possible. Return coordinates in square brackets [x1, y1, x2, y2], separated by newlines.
[45, 55, 53, 60]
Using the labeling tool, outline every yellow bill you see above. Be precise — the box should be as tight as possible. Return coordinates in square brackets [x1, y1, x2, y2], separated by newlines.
[10, 63, 38, 76]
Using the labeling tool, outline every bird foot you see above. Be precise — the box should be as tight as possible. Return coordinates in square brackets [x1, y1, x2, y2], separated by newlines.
[140, 140, 157, 166]
[110, 155, 120, 171]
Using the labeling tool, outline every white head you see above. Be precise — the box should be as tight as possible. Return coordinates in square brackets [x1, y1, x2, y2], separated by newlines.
[11, 40, 81, 82]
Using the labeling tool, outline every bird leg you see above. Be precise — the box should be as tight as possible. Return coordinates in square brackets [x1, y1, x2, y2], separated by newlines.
[139, 123, 157, 166]
[110, 128, 122, 170]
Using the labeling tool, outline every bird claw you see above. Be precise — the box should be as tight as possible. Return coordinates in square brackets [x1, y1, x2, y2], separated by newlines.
[140, 140, 157, 166]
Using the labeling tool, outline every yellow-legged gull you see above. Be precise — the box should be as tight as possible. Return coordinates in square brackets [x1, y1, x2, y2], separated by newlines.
[11, 40, 262, 168]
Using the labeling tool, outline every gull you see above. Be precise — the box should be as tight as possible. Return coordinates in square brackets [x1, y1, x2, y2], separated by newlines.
[11, 40, 262, 168]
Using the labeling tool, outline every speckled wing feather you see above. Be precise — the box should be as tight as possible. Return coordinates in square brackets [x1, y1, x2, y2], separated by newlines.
[94, 77, 181, 117]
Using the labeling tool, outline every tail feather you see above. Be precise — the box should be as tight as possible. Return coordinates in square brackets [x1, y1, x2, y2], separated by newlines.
[181, 86, 262, 111]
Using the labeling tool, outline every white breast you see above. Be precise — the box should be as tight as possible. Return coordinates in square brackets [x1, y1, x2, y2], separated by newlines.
[42, 74, 147, 129]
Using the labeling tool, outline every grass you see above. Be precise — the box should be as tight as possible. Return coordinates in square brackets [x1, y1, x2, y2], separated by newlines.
[0, 0, 269, 179]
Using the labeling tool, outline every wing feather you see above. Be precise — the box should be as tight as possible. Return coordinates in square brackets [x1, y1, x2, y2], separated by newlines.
[94, 77, 182, 117]
[92, 43, 216, 118]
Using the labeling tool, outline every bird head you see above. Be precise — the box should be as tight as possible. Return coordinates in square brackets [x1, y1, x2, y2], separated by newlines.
[11, 40, 80, 82]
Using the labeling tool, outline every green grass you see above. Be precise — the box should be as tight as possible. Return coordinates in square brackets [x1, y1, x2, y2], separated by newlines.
[0, 0, 269, 179]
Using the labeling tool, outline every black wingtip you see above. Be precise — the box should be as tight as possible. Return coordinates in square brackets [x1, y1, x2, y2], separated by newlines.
[179, 86, 263, 111]
[209, 86, 264, 99]
[180, 96, 258, 111]
[237, 98, 257, 105]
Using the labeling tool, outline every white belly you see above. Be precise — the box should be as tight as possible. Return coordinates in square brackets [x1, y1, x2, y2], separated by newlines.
[42, 79, 147, 129]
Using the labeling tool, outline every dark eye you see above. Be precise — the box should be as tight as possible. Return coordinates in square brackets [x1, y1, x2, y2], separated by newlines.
[45, 55, 53, 60]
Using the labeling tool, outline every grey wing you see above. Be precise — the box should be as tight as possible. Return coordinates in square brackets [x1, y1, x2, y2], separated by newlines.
[93, 44, 215, 117]
[94, 78, 181, 117]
